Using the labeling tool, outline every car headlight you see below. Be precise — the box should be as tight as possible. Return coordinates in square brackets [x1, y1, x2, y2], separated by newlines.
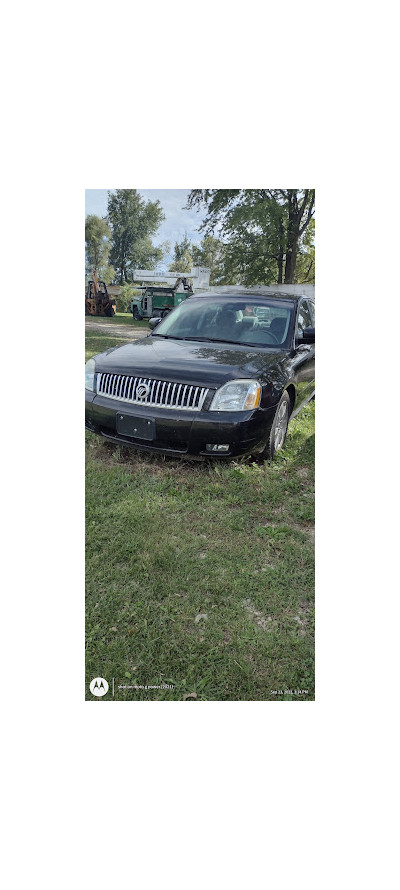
[85, 358, 96, 391]
[209, 379, 261, 411]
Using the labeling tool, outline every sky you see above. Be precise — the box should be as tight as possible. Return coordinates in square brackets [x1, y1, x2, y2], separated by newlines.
[85, 189, 208, 266]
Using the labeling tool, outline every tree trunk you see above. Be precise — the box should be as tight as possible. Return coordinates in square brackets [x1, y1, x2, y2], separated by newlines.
[284, 241, 299, 283]
[284, 191, 300, 284]
[277, 217, 284, 284]
[284, 189, 315, 283]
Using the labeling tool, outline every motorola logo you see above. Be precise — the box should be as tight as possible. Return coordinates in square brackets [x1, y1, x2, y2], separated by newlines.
[90, 677, 109, 697]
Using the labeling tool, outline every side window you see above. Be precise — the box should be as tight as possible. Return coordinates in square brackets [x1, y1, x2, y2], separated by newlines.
[307, 300, 315, 326]
[297, 301, 312, 337]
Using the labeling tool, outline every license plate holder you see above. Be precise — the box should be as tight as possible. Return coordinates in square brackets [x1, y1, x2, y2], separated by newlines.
[116, 413, 155, 440]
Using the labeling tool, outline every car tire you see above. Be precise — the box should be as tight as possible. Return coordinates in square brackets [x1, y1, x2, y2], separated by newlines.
[132, 306, 139, 320]
[161, 309, 170, 318]
[260, 391, 291, 461]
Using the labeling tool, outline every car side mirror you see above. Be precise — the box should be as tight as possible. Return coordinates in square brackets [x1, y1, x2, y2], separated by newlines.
[297, 326, 315, 345]
[149, 316, 162, 330]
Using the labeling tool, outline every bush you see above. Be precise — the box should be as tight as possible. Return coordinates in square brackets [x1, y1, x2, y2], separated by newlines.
[116, 285, 142, 314]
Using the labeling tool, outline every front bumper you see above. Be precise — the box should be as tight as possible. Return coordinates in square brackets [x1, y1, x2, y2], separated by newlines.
[85, 390, 276, 458]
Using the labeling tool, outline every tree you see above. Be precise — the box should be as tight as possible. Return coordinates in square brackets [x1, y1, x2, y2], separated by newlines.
[169, 234, 192, 273]
[85, 215, 114, 281]
[294, 218, 315, 284]
[107, 190, 165, 284]
[117, 283, 143, 313]
[282, 190, 315, 283]
[187, 189, 315, 285]
[192, 235, 231, 285]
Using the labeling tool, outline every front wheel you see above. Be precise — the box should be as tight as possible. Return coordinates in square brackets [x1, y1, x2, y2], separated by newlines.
[260, 391, 291, 460]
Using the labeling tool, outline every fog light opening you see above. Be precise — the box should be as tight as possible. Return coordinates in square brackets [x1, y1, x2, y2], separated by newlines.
[206, 444, 230, 453]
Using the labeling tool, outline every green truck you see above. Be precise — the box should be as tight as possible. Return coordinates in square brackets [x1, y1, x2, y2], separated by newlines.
[130, 277, 193, 320]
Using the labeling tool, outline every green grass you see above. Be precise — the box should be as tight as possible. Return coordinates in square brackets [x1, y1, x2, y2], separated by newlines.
[86, 335, 131, 362]
[86, 330, 315, 701]
[85, 331, 149, 362]
[86, 312, 150, 328]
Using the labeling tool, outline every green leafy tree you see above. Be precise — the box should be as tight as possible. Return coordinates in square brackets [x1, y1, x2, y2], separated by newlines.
[294, 218, 315, 283]
[187, 189, 315, 285]
[192, 235, 232, 285]
[169, 234, 192, 273]
[117, 283, 143, 313]
[107, 190, 164, 284]
[85, 215, 114, 281]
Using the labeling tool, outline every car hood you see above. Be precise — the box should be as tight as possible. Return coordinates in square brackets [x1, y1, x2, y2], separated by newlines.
[95, 335, 287, 388]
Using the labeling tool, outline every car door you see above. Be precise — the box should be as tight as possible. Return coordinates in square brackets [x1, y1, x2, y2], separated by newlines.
[292, 298, 315, 411]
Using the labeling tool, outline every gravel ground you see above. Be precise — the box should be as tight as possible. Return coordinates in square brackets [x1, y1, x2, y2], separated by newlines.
[85, 320, 149, 340]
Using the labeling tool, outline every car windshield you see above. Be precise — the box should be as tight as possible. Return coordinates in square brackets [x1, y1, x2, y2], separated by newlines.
[152, 297, 294, 348]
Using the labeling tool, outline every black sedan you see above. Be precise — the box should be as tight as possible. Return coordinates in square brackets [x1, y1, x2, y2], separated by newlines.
[85, 291, 315, 459]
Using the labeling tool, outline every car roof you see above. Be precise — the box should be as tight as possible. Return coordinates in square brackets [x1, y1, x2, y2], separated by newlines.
[190, 289, 305, 302]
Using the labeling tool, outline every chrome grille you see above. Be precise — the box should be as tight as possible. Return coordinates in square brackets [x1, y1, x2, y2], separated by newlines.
[96, 373, 209, 411]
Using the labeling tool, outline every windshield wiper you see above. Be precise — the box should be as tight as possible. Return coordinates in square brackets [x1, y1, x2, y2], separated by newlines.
[152, 333, 184, 339]
[213, 338, 245, 345]
[179, 337, 242, 345]
[153, 333, 273, 348]
[238, 341, 271, 348]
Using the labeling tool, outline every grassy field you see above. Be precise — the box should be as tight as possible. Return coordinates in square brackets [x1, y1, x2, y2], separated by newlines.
[86, 311, 149, 326]
[85, 330, 315, 701]
[84, 319, 150, 362]
[85, 311, 149, 331]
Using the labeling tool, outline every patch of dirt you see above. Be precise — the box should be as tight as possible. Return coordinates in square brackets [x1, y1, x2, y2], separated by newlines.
[291, 602, 313, 636]
[292, 523, 315, 542]
[266, 513, 314, 543]
[296, 467, 310, 479]
[243, 599, 274, 631]
[85, 320, 149, 339]
[243, 598, 313, 637]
